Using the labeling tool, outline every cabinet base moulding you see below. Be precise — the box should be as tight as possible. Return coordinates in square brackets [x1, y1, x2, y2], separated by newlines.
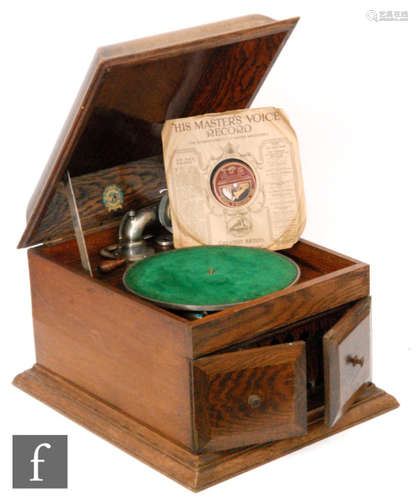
[13, 364, 399, 492]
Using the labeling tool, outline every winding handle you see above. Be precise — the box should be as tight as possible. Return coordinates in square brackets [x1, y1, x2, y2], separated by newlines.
[98, 258, 126, 273]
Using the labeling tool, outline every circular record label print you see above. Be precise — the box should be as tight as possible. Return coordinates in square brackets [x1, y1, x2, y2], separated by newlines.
[210, 158, 256, 208]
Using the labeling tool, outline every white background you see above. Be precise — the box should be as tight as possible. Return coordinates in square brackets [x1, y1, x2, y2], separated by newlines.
[1, 0, 417, 498]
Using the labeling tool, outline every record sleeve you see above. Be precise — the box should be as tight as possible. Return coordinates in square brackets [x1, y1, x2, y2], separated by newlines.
[162, 107, 306, 250]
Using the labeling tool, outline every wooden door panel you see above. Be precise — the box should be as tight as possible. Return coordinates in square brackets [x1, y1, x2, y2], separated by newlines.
[192, 342, 307, 452]
[323, 297, 371, 427]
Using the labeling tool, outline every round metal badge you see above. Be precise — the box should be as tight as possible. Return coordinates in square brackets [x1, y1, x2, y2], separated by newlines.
[102, 184, 124, 212]
[210, 158, 256, 208]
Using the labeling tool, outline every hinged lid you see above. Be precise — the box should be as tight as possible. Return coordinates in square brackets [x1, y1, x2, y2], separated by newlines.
[18, 14, 299, 248]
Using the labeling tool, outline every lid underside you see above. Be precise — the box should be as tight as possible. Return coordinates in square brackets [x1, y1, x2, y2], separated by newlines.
[18, 14, 299, 248]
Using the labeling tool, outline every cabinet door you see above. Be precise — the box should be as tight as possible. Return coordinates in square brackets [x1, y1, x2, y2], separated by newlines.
[192, 341, 306, 452]
[323, 297, 371, 427]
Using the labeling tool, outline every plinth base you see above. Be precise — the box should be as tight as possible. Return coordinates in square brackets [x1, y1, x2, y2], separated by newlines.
[13, 364, 399, 492]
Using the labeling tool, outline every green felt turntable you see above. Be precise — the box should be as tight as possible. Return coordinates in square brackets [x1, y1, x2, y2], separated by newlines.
[123, 245, 300, 311]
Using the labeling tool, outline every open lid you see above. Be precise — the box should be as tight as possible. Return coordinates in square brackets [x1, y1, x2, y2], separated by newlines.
[18, 14, 299, 248]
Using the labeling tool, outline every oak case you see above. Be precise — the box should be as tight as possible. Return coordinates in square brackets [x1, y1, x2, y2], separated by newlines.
[14, 14, 398, 491]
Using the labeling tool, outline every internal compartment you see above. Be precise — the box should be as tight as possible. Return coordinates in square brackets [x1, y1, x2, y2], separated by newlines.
[213, 303, 353, 411]
[36, 226, 357, 323]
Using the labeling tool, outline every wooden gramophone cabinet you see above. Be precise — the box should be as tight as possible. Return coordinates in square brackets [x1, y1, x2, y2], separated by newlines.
[14, 14, 398, 491]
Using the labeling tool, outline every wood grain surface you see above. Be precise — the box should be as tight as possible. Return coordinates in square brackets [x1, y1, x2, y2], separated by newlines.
[19, 15, 298, 249]
[192, 342, 306, 451]
[190, 262, 369, 357]
[26, 230, 371, 453]
[13, 365, 399, 491]
[215, 302, 351, 411]
[27, 249, 194, 448]
[34, 232, 369, 351]
[31, 156, 166, 246]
